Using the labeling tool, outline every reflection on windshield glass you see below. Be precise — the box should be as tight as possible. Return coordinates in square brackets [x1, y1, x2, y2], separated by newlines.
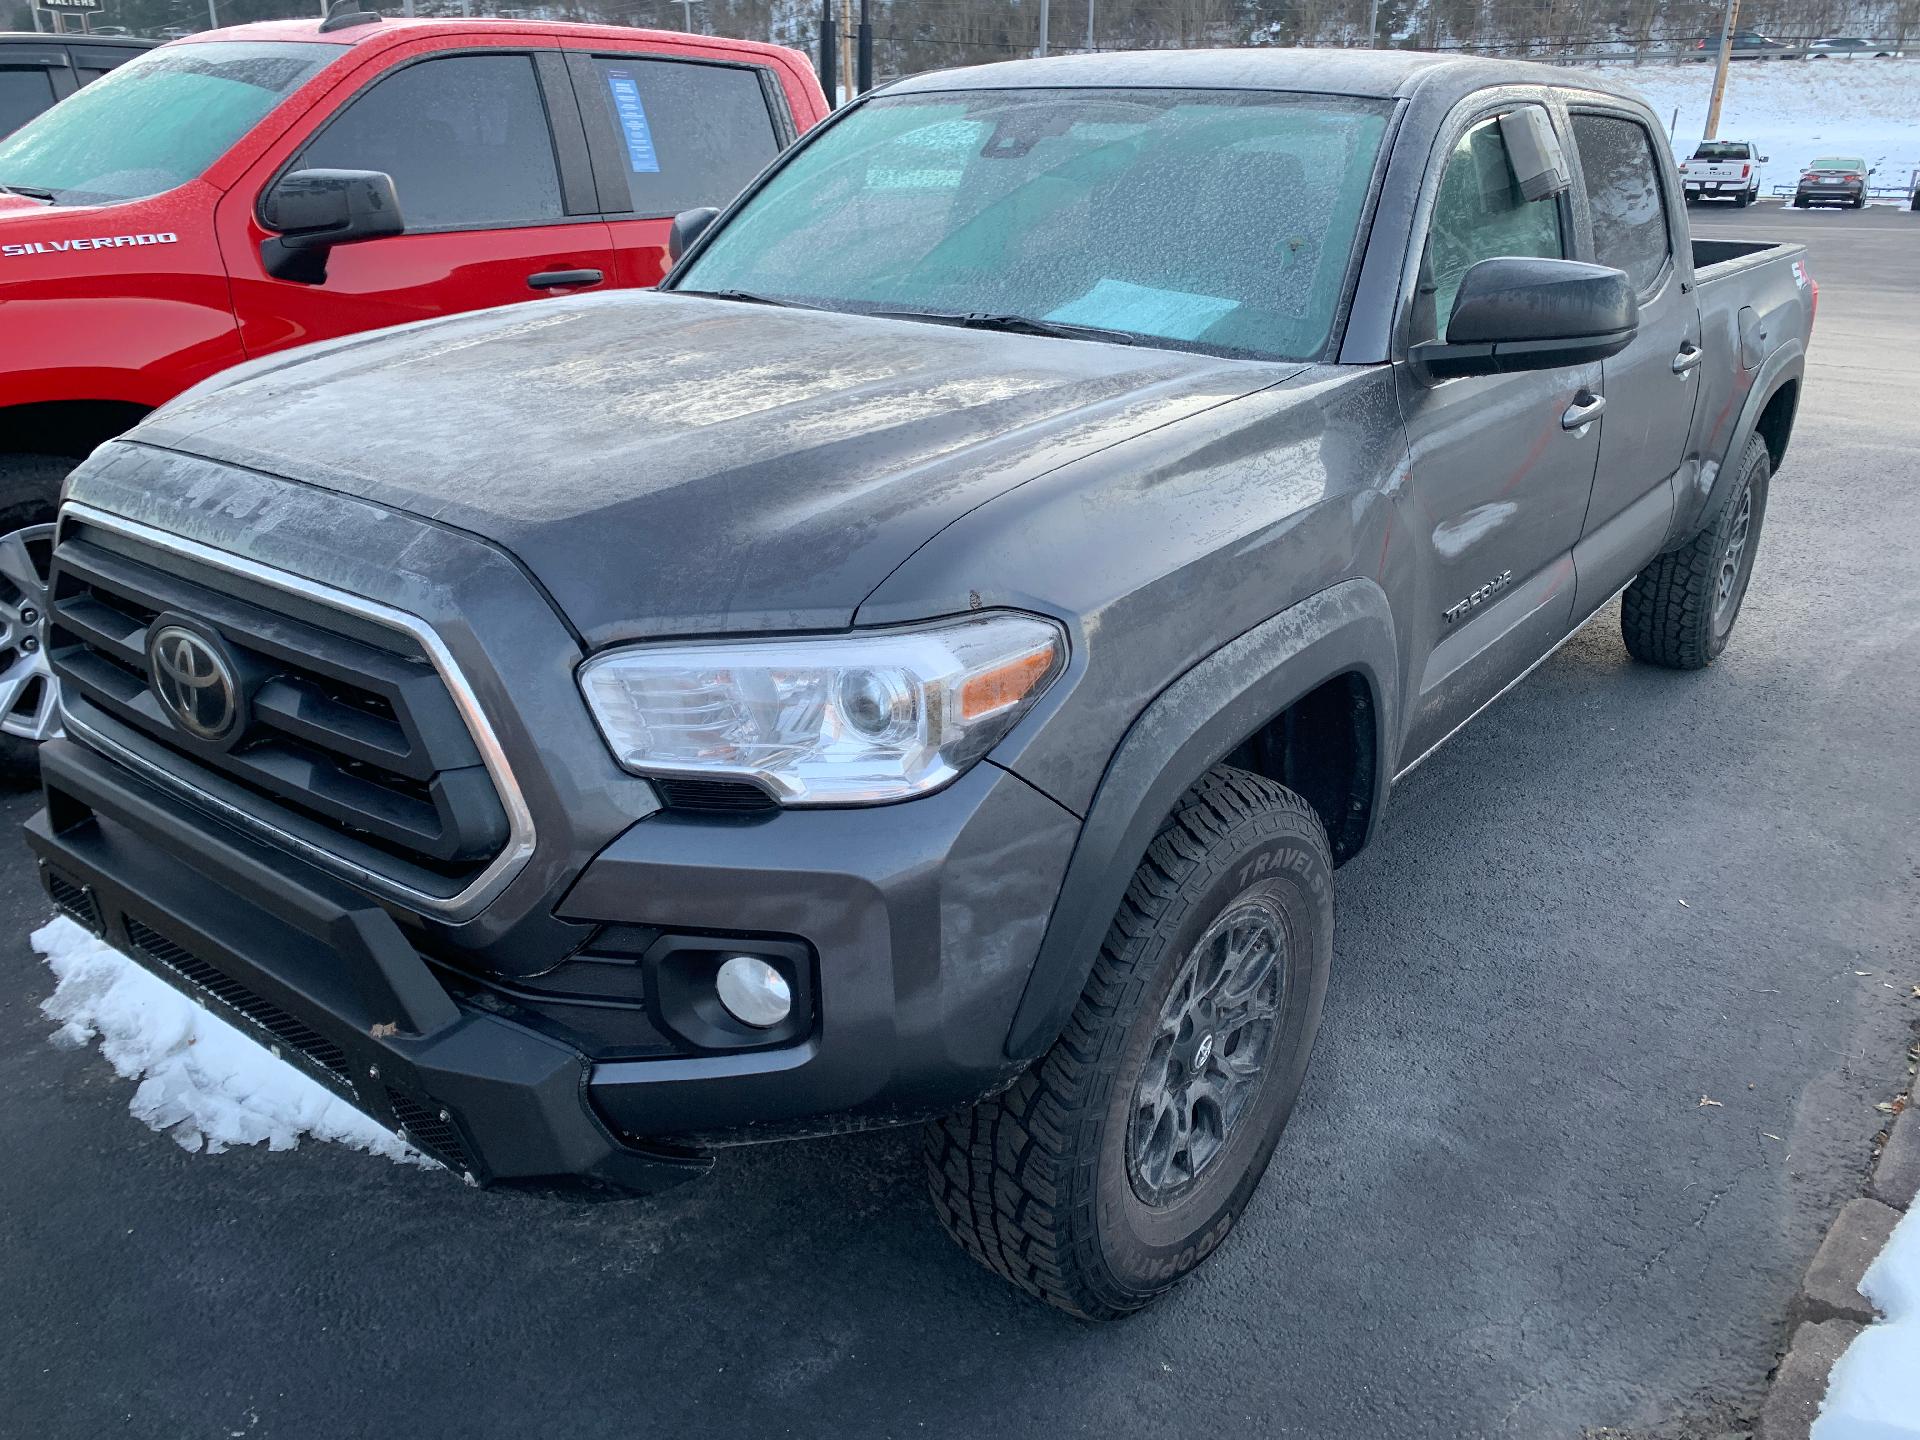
[674, 88, 1392, 362]
[0, 41, 335, 205]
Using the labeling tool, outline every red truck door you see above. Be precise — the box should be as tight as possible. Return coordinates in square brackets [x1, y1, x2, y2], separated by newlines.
[216, 40, 614, 357]
[560, 40, 817, 287]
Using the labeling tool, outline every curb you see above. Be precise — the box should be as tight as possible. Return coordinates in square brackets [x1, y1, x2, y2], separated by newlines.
[1753, 1043, 1919, 1440]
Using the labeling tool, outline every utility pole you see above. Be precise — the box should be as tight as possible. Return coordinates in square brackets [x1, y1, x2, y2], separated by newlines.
[1037, 0, 1049, 55]
[1084, 0, 1093, 51]
[839, 0, 853, 107]
[1703, 0, 1740, 141]
[855, 0, 872, 93]
[674, 0, 704, 31]
[206, 0, 218, 29]
[1366, 0, 1378, 46]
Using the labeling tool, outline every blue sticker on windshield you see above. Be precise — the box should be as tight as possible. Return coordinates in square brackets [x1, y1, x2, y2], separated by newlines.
[605, 69, 660, 174]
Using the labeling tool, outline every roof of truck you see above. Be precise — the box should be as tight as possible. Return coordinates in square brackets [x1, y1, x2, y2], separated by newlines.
[886, 47, 1579, 102]
[0, 31, 158, 49]
[173, 15, 804, 62]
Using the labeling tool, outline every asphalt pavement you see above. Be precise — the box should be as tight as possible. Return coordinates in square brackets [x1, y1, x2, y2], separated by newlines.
[3, 200, 1917, 1440]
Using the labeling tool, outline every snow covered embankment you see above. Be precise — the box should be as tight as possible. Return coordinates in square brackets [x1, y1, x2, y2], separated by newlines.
[1814, 1199, 1920, 1440]
[34, 916, 431, 1168]
[1572, 57, 1920, 197]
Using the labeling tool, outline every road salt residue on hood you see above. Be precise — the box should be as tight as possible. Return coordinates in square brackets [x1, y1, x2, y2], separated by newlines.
[1815, 1195, 1920, 1439]
[32, 916, 432, 1168]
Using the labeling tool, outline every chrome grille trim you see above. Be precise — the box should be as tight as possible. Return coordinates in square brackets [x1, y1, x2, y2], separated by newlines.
[56, 502, 537, 921]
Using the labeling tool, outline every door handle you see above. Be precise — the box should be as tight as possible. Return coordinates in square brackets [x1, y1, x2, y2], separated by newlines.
[1561, 390, 1606, 431]
[1672, 342, 1704, 374]
[527, 268, 604, 290]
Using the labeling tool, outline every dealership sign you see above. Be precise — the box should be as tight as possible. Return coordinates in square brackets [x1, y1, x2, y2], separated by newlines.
[33, 0, 107, 11]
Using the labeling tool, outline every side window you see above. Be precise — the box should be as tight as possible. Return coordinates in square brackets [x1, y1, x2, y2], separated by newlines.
[1421, 111, 1565, 338]
[584, 57, 780, 218]
[1571, 113, 1671, 295]
[298, 53, 563, 232]
[0, 68, 58, 137]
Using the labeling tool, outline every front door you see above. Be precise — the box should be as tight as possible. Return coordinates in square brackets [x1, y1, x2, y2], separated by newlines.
[1395, 105, 1601, 766]
[1565, 109, 1699, 615]
[217, 45, 615, 359]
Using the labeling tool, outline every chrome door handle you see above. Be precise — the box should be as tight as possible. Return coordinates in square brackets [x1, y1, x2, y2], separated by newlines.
[1562, 391, 1606, 430]
[1672, 343, 1704, 374]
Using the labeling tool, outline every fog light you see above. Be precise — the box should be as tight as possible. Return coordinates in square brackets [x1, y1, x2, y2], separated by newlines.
[715, 955, 792, 1028]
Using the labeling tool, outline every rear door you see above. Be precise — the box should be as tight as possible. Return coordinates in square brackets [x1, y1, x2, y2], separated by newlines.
[1394, 99, 1599, 763]
[1565, 107, 1698, 615]
[217, 42, 615, 358]
[0, 45, 74, 138]
[564, 45, 793, 287]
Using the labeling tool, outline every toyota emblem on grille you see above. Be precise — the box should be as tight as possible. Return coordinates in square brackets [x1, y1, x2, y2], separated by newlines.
[147, 624, 241, 743]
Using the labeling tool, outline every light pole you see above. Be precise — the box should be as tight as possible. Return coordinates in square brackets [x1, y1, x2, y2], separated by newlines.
[1038, 0, 1049, 56]
[1084, 0, 1093, 51]
[675, 0, 705, 32]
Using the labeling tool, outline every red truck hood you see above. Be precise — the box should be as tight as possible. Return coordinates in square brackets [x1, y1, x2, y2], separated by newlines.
[0, 194, 50, 215]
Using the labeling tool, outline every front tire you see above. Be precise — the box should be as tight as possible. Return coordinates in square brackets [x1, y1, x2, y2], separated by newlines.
[0, 453, 73, 780]
[1621, 434, 1771, 670]
[925, 766, 1332, 1319]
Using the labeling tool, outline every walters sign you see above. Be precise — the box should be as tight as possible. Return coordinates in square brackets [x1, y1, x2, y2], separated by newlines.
[33, 0, 108, 11]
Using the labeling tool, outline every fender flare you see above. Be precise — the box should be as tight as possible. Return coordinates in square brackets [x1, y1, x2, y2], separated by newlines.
[1704, 343, 1804, 523]
[1001, 578, 1399, 1062]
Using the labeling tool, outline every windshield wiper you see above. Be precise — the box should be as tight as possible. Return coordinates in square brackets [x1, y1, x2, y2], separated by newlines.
[673, 288, 801, 308]
[0, 183, 56, 202]
[867, 309, 1138, 346]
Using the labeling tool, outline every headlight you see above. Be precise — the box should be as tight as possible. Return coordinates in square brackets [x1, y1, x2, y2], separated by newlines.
[577, 612, 1066, 805]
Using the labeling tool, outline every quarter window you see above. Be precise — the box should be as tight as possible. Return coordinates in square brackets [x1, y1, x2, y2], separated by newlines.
[583, 57, 780, 217]
[1422, 111, 1566, 337]
[1573, 113, 1671, 295]
[299, 53, 563, 231]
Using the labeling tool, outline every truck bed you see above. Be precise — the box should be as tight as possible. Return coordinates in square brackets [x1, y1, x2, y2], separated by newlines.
[1692, 237, 1801, 281]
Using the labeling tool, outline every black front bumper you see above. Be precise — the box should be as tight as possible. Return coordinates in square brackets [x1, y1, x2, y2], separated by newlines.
[28, 737, 712, 1195]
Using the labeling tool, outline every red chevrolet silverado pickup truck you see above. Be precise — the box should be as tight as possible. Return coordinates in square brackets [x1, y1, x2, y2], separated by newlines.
[0, 13, 826, 768]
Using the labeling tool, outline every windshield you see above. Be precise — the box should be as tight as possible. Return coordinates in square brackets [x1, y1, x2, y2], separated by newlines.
[672, 88, 1393, 362]
[0, 41, 335, 205]
[1692, 143, 1752, 161]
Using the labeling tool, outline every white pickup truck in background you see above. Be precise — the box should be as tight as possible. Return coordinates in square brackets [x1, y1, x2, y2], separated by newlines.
[1681, 140, 1767, 205]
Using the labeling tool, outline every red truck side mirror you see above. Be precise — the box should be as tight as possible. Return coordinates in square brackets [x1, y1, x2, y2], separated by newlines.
[259, 168, 405, 285]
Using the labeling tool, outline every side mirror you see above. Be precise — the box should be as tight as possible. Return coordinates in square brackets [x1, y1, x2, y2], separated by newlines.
[667, 206, 721, 263]
[259, 168, 404, 284]
[1759, 154, 1770, 162]
[1412, 257, 1639, 383]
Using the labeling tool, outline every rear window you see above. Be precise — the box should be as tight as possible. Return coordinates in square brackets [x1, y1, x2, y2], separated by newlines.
[582, 57, 780, 217]
[1692, 143, 1753, 161]
[1808, 156, 1864, 170]
[0, 41, 335, 204]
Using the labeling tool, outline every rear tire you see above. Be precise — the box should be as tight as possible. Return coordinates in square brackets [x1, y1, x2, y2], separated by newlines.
[925, 766, 1332, 1319]
[0, 454, 74, 781]
[1620, 434, 1771, 670]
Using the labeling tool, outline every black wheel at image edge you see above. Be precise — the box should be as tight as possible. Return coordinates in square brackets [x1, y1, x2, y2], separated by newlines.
[925, 766, 1333, 1319]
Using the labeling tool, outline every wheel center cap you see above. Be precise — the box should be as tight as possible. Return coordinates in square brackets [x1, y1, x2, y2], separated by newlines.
[1193, 1032, 1215, 1071]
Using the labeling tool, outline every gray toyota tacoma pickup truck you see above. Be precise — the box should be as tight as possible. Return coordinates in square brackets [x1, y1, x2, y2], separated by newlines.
[26, 49, 1814, 1318]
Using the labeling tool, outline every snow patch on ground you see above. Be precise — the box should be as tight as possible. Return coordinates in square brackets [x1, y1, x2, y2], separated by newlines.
[33, 916, 432, 1168]
[1572, 57, 1920, 194]
[1813, 1194, 1920, 1439]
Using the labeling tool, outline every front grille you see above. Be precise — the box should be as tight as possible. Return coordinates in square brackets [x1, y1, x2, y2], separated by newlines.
[386, 1088, 474, 1174]
[49, 519, 509, 889]
[126, 917, 352, 1085]
[46, 870, 102, 933]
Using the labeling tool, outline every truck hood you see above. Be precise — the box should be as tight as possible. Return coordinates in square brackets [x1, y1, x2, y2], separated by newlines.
[133, 290, 1294, 645]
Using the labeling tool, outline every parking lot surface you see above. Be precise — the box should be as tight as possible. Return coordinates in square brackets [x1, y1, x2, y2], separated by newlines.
[2, 201, 1917, 1440]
